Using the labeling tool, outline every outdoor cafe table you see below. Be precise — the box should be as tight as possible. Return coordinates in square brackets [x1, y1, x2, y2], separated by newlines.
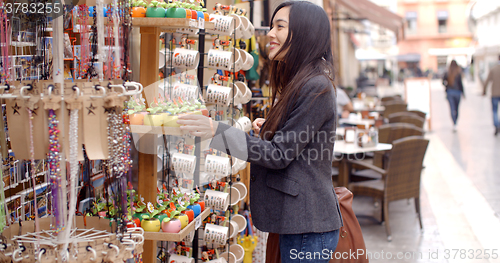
[333, 141, 392, 186]
[338, 118, 375, 127]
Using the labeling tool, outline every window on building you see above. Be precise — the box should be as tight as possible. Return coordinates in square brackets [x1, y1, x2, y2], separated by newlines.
[406, 11, 417, 35]
[437, 11, 448, 33]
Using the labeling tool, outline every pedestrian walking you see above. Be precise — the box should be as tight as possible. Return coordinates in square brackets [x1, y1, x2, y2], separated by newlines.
[482, 55, 500, 136]
[443, 60, 465, 132]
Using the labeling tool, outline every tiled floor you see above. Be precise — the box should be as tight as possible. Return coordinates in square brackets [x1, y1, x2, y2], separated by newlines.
[355, 80, 500, 263]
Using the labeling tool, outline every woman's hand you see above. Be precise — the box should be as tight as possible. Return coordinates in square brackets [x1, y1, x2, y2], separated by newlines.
[177, 114, 219, 140]
[252, 118, 265, 133]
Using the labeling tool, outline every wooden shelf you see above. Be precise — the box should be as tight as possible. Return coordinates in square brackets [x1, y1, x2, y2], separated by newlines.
[83, 17, 214, 32]
[144, 208, 210, 241]
[130, 125, 182, 135]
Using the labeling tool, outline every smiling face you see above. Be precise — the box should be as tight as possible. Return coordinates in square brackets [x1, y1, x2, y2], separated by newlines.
[268, 6, 290, 61]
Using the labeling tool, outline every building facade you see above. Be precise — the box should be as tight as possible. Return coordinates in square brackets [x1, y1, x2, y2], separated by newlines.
[471, 0, 500, 82]
[397, 0, 473, 76]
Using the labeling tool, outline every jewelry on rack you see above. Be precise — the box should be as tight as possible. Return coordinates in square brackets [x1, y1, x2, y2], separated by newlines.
[48, 109, 63, 233]
[27, 108, 40, 239]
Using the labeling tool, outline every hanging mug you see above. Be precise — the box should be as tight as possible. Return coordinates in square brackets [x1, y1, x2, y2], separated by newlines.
[204, 189, 230, 211]
[207, 14, 235, 36]
[235, 116, 252, 133]
[159, 50, 172, 69]
[204, 223, 229, 246]
[238, 49, 254, 71]
[232, 182, 247, 201]
[171, 152, 197, 177]
[234, 82, 252, 104]
[169, 254, 195, 263]
[204, 85, 233, 106]
[207, 49, 234, 71]
[228, 244, 245, 263]
[172, 84, 199, 101]
[240, 16, 255, 40]
[172, 48, 200, 69]
[205, 154, 231, 177]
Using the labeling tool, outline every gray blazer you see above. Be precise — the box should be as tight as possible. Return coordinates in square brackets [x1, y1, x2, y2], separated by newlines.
[210, 75, 342, 234]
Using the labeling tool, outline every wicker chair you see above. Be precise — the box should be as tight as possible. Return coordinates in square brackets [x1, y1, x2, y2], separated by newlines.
[382, 102, 407, 118]
[408, 110, 426, 119]
[348, 136, 429, 241]
[387, 112, 419, 123]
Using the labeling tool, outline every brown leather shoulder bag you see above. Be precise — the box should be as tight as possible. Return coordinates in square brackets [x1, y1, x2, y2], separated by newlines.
[266, 187, 369, 262]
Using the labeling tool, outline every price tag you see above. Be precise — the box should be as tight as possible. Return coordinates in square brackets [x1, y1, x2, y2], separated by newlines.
[198, 17, 205, 29]
[195, 215, 202, 230]
[189, 20, 197, 28]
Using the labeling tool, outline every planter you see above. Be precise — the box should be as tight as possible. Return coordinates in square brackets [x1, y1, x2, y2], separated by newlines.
[166, 8, 186, 18]
[129, 113, 145, 125]
[182, 209, 194, 222]
[185, 10, 192, 19]
[163, 114, 180, 127]
[127, 217, 142, 228]
[154, 213, 169, 223]
[190, 10, 197, 20]
[162, 218, 182, 233]
[195, 201, 205, 212]
[203, 12, 209, 22]
[133, 212, 149, 222]
[141, 218, 161, 232]
[146, 7, 166, 18]
[174, 214, 189, 229]
[197, 11, 204, 21]
[187, 204, 201, 218]
[144, 114, 163, 126]
[131, 7, 147, 17]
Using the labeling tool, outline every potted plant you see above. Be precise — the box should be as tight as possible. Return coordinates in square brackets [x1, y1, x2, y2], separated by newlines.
[161, 207, 182, 233]
[130, 0, 147, 17]
[141, 202, 164, 232]
[146, 0, 166, 18]
[127, 99, 147, 125]
[92, 197, 107, 218]
[133, 195, 149, 222]
[165, 1, 186, 18]
[144, 102, 164, 126]
[187, 192, 202, 217]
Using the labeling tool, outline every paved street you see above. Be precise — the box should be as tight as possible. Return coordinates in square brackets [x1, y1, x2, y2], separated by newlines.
[355, 79, 500, 262]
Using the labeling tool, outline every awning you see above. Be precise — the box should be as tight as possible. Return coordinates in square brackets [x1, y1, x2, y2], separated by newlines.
[335, 0, 405, 40]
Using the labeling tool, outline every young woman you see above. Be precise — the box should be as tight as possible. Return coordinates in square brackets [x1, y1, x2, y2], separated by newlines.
[443, 60, 465, 131]
[178, 1, 341, 262]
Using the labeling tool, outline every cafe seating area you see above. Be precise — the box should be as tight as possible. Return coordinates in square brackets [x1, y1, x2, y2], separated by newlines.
[334, 93, 430, 241]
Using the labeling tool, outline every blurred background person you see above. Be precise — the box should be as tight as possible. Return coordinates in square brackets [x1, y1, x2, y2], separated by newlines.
[482, 55, 500, 136]
[442, 60, 465, 132]
[336, 87, 353, 119]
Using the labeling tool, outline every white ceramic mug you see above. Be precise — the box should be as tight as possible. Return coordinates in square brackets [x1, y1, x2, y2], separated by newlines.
[231, 214, 247, 233]
[204, 189, 230, 211]
[234, 82, 252, 104]
[221, 251, 237, 263]
[228, 220, 239, 238]
[207, 14, 235, 36]
[169, 254, 195, 263]
[172, 48, 199, 69]
[232, 182, 247, 201]
[238, 49, 254, 71]
[171, 152, 197, 176]
[172, 83, 199, 101]
[205, 154, 231, 176]
[235, 116, 252, 133]
[204, 84, 233, 106]
[228, 187, 241, 206]
[159, 50, 172, 68]
[207, 48, 234, 71]
[204, 223, 229, 246]
[240, 16, 255, 40]
[229, 14, 244, 39]
[228, 244, 245, 263]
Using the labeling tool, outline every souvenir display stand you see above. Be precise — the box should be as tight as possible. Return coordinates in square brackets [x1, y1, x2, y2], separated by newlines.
[0, 1, 255, 262]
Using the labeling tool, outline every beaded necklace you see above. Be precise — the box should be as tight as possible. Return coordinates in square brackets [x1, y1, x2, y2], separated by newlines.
[27, 108, 40, 239]
[0, 7, 11, 82]
[48, 109, 63, 232]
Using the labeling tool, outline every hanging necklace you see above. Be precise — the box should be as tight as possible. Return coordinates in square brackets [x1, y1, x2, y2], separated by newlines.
[27, 108, 40, 239]
[48, 109, 63, 233]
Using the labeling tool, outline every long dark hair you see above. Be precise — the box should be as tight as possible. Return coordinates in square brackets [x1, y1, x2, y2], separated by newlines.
[447, 60, 461, 86]
[260, 1, 335, 140]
